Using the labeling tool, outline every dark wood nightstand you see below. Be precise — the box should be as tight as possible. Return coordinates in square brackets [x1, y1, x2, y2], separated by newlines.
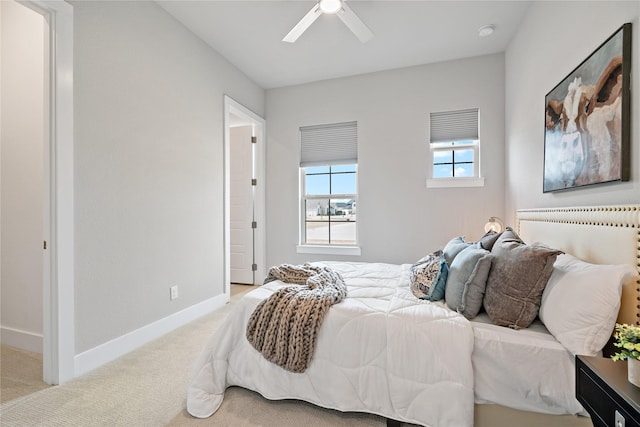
[576, 355, 640, 427]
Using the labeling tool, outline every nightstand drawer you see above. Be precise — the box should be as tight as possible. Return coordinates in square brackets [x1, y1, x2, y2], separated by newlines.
[578, 364, 639, 426]
[576, 356, 640, 427]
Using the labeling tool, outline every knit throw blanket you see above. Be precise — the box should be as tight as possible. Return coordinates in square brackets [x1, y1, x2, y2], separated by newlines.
[246, 263, 347, 373]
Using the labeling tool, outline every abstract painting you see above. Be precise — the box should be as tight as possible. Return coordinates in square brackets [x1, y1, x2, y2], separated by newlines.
[544, 23, 631, 192]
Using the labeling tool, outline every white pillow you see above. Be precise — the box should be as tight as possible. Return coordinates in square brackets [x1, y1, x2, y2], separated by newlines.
[539, 253, 638, 356]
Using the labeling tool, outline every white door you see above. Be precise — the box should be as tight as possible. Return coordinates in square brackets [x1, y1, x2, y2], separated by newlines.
[230, 125, 254, 284]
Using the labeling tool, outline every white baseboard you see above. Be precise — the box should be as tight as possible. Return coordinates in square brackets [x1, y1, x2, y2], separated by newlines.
[0, 326, 43, 353]
[74, 293, 229, 377]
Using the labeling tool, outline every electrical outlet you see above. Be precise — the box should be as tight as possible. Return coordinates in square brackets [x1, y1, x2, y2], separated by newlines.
[170, 285, 179, 300]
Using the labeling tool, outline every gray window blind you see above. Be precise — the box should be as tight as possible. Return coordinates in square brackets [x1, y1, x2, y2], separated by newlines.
[300, 121, 357, 167]
[430, 108, 479, 143]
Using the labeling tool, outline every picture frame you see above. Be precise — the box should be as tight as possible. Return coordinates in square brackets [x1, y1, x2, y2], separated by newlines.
[543, 23, 631, 193]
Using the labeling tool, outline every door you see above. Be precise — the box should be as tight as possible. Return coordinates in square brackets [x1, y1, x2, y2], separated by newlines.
[224, 96, 265, 291]
[230, 125, 254, 284]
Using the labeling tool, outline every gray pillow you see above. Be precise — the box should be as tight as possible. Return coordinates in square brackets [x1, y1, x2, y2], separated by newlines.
[483, 229, 563, 329]
[443, 236, 473, 267]
[494, 227, 521, 244]
[478, 231, 501, 251]
[445, 243, 492, 319]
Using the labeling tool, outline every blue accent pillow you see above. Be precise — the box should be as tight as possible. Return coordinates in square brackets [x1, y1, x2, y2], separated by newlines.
[443, 236, 473, 267]
[430, 256, 449, 301]
[445, 243, 493, 319]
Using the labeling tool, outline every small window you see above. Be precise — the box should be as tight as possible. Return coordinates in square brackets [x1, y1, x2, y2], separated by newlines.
[432, 140, 478, 178]
[427, 109, 484, 188]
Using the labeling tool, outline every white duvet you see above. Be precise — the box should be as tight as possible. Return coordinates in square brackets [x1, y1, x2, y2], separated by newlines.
[187, 261, 475, 426]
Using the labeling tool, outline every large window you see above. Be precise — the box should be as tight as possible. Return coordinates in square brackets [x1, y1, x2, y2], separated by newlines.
[302, 165, 357, 245]
[427, 108, 484, 188]
[298, 121, 359, 253]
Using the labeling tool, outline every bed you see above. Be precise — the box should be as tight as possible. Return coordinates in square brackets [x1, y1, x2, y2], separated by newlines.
[187, 205, 640, 426]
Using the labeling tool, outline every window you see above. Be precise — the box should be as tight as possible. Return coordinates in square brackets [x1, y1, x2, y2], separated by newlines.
[427, 108, 484, 188]
[432, 140, 478, 178]
[298, 121, 359, 255]
[302, 165, 357, 245]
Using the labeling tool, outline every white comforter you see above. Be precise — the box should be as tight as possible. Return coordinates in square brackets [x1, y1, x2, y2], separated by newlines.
[187, 262, 475, 426]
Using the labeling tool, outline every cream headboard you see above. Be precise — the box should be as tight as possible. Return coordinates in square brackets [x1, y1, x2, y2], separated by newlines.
[516, 205, 640, 326]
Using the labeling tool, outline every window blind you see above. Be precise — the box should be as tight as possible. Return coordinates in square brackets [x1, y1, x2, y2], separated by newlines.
[429, 108, 479, 143]
[300, 121, 357, 167]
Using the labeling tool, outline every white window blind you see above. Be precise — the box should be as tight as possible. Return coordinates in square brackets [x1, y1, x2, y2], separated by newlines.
[430, 109, 479, 143]
[300, 121, 357, 167]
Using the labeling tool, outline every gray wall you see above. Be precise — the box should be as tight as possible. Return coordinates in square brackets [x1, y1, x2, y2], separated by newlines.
[505, 1, 640, 225]
[73, 1, 264, 353]
[265, 53, 506, 267]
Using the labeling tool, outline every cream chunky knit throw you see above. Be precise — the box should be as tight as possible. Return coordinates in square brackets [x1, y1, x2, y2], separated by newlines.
[246, 263, 347, 373]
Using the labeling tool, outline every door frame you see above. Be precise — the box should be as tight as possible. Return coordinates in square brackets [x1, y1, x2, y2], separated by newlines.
[223, 96, 265, 291]
[20, 0, 75, 385]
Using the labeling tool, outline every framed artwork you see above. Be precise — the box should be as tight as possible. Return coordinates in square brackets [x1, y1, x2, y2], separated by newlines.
[543, 23, 631, 193]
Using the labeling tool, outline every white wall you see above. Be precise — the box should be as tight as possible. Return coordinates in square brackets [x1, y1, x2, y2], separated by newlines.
[73, 1, 264, 354]
[505, 1, 640, 224]
[265, 54, 506, 266]
[0, 0, 45, 353]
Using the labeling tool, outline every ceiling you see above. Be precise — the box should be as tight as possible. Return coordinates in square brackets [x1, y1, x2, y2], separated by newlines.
[157, 1, 532, 89]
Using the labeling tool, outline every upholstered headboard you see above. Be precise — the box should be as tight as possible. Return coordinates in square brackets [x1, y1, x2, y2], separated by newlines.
[516, 205, 640, 326]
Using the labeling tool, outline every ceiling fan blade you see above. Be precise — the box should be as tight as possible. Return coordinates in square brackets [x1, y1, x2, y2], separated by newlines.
[282, 4, 322, 43]
[337, 2, 373, 43]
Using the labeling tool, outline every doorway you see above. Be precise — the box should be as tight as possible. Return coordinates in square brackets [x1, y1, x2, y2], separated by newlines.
[1, 2, 47, 396]
[224, 96, 265, 292]
[0, 0, 75, 386]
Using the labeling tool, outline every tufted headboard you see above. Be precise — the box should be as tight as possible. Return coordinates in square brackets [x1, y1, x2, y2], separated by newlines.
[516, 205, 640, 326]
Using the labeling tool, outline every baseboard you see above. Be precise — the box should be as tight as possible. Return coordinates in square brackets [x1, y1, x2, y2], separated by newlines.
[74, 293, 229, 377]
[0, 326, 43, 353]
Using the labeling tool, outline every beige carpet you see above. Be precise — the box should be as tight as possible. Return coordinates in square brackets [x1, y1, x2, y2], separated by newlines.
[0, 284, 591, 426]
[1, 346, 51, 403]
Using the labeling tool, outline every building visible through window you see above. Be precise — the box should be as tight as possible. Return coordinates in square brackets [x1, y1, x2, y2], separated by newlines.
[303, 165, 356, 245]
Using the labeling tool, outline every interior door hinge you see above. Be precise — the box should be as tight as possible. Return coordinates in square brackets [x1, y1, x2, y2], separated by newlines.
[251, 221, 257, 229]
[251, 178, 257, 186]
[251, 136, 257, 144]
[43, 240, 47, 250]
[252, 263, 257, 272]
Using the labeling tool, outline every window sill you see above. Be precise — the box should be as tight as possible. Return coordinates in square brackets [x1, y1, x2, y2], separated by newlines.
[296, 245, 361, 256]
[426, 177, 485, 188]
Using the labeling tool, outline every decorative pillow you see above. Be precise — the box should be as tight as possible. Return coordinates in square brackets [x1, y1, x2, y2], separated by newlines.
[477, 231, 502, 251]
[443, 237, 473, 267]
[445, 243, 492, 319]
[540, 253, 638, 356]
[493, 227, 520, 244]
[410, 251, 449, 301]
[483, 228, 563, 329]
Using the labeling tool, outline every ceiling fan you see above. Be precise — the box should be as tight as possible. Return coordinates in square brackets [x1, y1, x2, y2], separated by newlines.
[282, 0, 374, 43]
